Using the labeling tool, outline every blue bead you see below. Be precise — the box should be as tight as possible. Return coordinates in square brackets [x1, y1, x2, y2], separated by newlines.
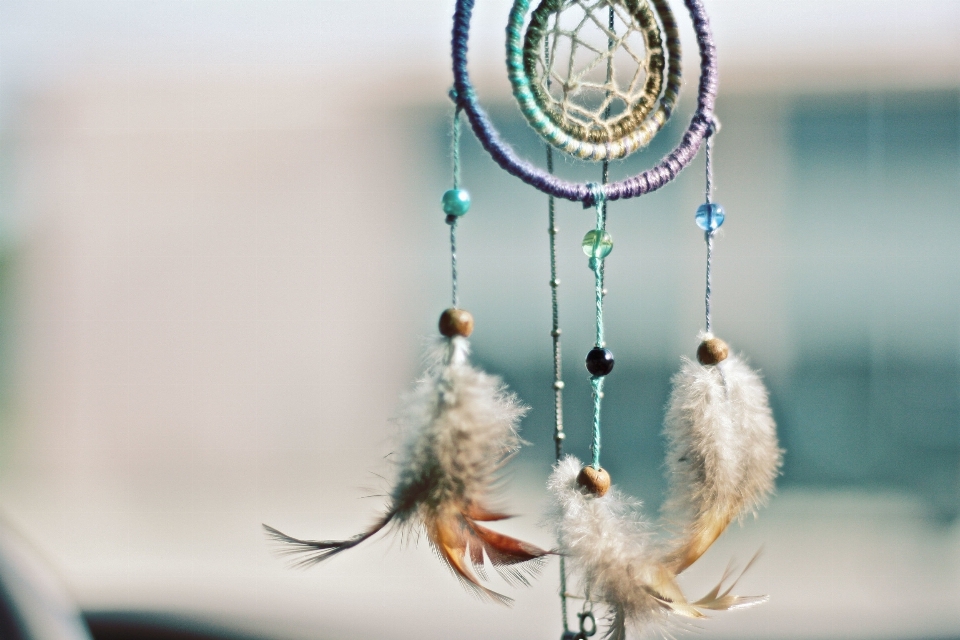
[442, 189, 471, 216]
[695, 203, 725, 231]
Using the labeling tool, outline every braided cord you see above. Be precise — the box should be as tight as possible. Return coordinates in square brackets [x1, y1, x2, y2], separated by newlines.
[548, 151, 564, 463]
[548, 119, 569, 640]
[453, 106, 462, 191]
[588, 185, 607, 469]
[703, 126, 714, 333]
[705, 231, 713, 334]
[591, 377, 604, 469]
[588, 10, 614, 471]
[704, 123, 712, 205]
[452, 0, 717, 206]
[549, 153, 571, 630]
[544, 32, 571, 633]
[449, 107, 462, 309]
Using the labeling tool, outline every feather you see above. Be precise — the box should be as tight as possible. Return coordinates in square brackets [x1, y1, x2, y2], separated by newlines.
[548, 457, 687, 639]
[549, 456, 767, 639]
[661, 346, 782, 573]
[264, 336, 549, 603]
[692, 552, 769, 611]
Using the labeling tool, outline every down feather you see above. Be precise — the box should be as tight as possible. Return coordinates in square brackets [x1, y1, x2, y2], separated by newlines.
[266, 336, 549, 604]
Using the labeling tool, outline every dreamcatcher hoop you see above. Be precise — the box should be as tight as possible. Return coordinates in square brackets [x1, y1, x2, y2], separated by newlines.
[511, 0, 682, 161]
[451, 0, 718, 206]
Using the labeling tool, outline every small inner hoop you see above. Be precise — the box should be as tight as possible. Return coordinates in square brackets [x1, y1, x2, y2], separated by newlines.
[524, 0, 664, 144]
[508, 0, 682, 161]
[454, 0, 718, 204]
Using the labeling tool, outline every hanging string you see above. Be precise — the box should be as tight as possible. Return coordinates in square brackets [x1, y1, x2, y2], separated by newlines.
[596, 4, 613, 349]
[449, 106, 463, 309]
[703, 121, 715, 334]
[548, 153, 564, 463]
[592, 203, 606, 351]
[586, 6, 616, 472]
[545, 33, 571, 636]
[549, 146, 573, 635]
[588, 184, 607, 471]
[704, 122, 713, 206]
[590, 374, 604, 470]
[599, 4, 615, 187]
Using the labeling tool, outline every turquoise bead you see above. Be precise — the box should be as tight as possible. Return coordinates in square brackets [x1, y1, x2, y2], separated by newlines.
[582, 229, 613, 259]
[442, 189, 471, 216]
[696, 203, 725, 231]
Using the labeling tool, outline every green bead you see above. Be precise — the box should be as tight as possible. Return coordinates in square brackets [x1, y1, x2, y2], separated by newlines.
[582, 229, 613, 259]
[442, 189, 471, 217]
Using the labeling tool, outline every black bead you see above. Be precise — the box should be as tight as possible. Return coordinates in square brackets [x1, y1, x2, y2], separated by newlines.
[585, 347, 614, 376]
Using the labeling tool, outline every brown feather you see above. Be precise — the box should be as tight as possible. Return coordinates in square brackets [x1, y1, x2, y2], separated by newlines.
[468, 521, 550, 565]
[428, 510, 512, 605]
[262, 512, 393, 569]
[643, 565, 706, 620]
[665, 509, 733, 573]
[464, 505, 513, 522]
[692, 550, 768, 611]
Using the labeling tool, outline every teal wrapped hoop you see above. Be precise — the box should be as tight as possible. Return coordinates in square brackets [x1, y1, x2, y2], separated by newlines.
[508, 0, 682, 161]
[452, 0, 718, 205]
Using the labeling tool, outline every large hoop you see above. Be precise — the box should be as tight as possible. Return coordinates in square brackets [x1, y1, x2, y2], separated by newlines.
[451, 0, 718, 206]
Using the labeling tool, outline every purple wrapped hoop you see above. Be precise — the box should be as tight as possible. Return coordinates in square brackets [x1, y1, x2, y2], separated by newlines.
[451, 0, 718, 206]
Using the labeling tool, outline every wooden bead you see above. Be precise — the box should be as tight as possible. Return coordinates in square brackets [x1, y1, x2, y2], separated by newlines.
[576, 465, 611, 497]
[697, 336, 729, 365]
[439, 308, 474, 338]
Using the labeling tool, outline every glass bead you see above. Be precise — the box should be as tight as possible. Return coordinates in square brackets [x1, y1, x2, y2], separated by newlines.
[581, 229, 613, 259]
[695, 203, 725, 231]
[442, 189, 471, 217]
[585, 347, 615, 376]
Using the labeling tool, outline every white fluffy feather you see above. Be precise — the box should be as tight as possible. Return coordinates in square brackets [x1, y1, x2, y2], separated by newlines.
[549, 456, 678, 639]
[549, 457, 766, 640]
[548, 341, 779, 639]
[266, 336, 549, 603]
[392, 336, 523, 520]
[662, 351, 782, 572]
[550, 455, 769, 639]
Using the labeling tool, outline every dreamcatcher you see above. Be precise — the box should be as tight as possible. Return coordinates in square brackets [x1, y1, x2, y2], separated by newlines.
[266, 0, 782, 637]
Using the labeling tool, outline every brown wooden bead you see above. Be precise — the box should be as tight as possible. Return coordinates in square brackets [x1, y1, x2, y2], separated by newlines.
[576, 465, 611, 497]
[697, 336, 729, 365]
[439, 308, 474, 338]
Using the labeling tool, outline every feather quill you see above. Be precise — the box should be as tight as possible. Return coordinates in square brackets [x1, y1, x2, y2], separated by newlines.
[265, 336, 549, 603]
[662, 349, 782, 572]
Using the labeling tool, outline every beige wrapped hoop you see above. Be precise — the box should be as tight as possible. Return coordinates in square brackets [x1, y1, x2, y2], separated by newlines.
[508, 0, 682, 161]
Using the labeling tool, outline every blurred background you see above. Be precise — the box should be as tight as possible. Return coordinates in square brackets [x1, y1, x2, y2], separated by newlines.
[0, 0, 959, 638]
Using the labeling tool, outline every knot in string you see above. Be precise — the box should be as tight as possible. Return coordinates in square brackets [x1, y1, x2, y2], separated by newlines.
[584, 182, 608, 210]
[706, 114, 721, 138]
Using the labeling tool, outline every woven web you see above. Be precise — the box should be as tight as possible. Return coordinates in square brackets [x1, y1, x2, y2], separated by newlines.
[537, 0, 654, 135]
